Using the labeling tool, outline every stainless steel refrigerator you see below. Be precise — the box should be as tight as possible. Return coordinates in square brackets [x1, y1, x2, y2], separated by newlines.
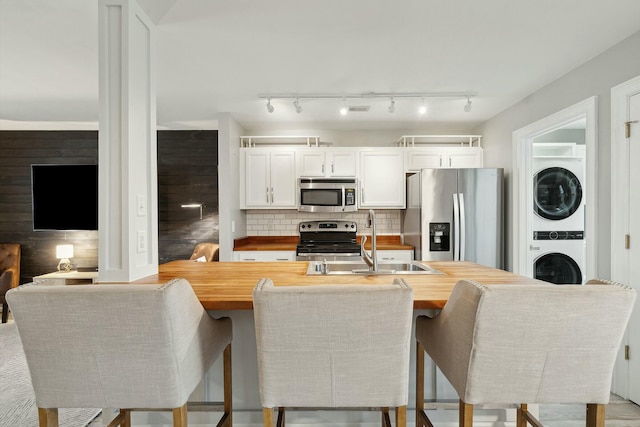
[403, 168, 504, 269]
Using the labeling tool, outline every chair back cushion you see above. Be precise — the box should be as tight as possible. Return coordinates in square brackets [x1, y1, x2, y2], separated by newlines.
[6, 278, 231, 409]
[253, 278, 413, 408]
[419, 280, 636, 405]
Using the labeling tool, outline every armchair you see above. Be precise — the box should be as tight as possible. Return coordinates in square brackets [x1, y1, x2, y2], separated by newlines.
[0, 243, 20, 323]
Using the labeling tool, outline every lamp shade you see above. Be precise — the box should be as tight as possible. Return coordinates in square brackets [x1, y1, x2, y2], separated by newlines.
[56, 244, 74, 259]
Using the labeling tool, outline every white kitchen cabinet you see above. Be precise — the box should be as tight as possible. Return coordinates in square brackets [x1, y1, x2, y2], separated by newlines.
[359, 150, 405, 208]
[233, 251, 296, 261]
[377, 250, 413, 262]
[242, 148, 297, 208]
[297, 148, 357, 177]
[405, 147, 483, 171]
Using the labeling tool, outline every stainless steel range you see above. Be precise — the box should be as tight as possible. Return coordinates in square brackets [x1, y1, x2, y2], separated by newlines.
[295, 220, 362, 261]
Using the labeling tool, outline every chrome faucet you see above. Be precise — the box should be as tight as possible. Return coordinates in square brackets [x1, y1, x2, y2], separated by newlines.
[361, 209, 378, 271]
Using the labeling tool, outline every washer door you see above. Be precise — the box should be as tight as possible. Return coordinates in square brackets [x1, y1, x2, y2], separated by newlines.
[534, 253, 582, 284]
[534, 167, 583, 220]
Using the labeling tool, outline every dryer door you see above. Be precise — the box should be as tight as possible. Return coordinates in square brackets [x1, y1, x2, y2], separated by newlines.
[534, 252, 582, 284]
[534, 167, 583, 220]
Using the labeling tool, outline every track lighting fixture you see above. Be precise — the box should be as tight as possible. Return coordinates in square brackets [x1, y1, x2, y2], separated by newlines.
[418, 98, 427, 115]
[258, 92, 477, 115]
[464, 96, 472, 113]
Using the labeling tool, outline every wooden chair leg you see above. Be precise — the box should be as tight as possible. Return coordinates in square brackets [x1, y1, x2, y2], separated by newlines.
[396, 405, 406, 427]
[276, 407, 285, 427]
[516, 404, 528, 427]
[382, 407, 391, 427]
[172, 403, 187, 427]
[2, 302, 8, 323]
[121, 409, 131, 427]
[460, 400, 473, 427]
[263, 407, 274, 427]
[586, 403, 605, 427]
[223, 344, 232, 426]
[38, 408, 58, 427]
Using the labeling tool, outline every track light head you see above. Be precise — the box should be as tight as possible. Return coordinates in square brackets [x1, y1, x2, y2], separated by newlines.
[418, 98, 427, 115]
[464, 97, 472, 113]
[340, 97, 348, 116]
[293, 98, 303, 114]
[266, 98, 274, 113]
[388, 97, 395, 113]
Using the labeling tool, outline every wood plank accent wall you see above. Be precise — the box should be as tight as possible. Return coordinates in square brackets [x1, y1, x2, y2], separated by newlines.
[0, 131, 99, 283]
[0, 130, 219, 284]
[157, 130, 219, 264]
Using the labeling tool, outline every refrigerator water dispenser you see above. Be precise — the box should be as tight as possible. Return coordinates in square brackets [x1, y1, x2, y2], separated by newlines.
[429, 222, 450, 252]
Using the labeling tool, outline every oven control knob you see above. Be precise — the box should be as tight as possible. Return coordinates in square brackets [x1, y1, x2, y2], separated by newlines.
[301, 224, 306, 229]
[351, 224, 355, 228]
[345, 224, 349, 228]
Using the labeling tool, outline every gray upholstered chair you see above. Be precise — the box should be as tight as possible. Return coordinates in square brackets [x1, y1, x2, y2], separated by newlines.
[253, 278, 414, 427]
[189, 242, 220, 262]
[415, 279, 636, 427]
[0, 243, 21, 323]
[6, 278, 232, 427]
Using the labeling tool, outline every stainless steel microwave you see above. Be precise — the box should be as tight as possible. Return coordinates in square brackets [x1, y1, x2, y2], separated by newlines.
[298, 177, 358, 213]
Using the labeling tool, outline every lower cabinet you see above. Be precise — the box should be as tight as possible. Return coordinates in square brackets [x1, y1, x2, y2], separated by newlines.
[377, 250, 414, 262]
[233, 251, 296, 262]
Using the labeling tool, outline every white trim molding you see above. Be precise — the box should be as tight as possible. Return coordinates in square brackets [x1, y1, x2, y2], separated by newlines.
[511, 97, 597, 279]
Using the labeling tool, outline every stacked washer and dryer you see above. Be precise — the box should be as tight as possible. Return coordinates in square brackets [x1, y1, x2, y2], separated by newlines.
[531, 144, 586, 284]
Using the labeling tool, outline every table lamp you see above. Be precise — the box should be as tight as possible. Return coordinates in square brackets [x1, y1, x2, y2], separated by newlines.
[56, 244, 74, 272]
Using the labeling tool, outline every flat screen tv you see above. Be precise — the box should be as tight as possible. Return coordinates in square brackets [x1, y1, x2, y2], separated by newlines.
[31, 164, 98, 231]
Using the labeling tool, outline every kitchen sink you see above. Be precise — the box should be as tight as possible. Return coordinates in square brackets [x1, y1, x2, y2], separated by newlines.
[306, 260, 444, 275]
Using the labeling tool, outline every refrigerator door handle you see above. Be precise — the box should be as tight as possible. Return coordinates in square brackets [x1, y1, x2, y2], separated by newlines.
[459, 192, 466, 261]
[453, 193, 460, 261]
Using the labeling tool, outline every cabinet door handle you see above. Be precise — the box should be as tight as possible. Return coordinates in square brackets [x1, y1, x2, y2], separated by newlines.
[361, 186, 365, 203]
[243, 258, 256, 261]
[266, 187, 269, 203]
[276, 258, 289, 261]
[331, 162, 335, 174]
[382, 257, 395, 260]
[439, 156, 443, 167]
[322, 163, 325, 174]
[449, 157, 452, 167]
[270, 187, 274, 203]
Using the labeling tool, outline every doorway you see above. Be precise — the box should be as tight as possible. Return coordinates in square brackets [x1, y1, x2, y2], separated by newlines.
[611, 75, 640, 403]
[512, 97, 597, 283]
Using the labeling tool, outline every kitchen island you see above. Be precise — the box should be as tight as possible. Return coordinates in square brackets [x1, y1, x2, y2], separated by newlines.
[134, 260, 540, 310]
[126, 260, 541, 425]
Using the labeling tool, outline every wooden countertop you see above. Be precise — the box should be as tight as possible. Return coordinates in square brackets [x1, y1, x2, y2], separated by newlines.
[133, 260, 541, 310]
[233, 235, 414, 251]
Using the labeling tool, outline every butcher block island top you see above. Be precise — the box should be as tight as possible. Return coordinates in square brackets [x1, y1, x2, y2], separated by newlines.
[133, 260, 540, 310]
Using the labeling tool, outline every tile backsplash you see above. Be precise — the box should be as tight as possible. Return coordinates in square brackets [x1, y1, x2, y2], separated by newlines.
[246, 209, 402, 236]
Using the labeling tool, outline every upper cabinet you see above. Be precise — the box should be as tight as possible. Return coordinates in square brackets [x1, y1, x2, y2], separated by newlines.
[359, 149, 405, 208]
[239, 135, 483, 210]
[297, 148, 357, 177]
[242, 148, 297, 209]
[405, 146, 483, 171]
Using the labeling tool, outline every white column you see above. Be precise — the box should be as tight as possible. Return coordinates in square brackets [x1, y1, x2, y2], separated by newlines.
[98, 0, 158, 282]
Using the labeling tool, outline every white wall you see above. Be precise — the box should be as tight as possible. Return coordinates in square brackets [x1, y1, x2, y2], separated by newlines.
[477, 30, 640, 274]
[217, 113, 247, 261]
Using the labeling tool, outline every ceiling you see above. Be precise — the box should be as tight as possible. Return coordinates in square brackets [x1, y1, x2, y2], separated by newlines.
[2, 0, 640, 132]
